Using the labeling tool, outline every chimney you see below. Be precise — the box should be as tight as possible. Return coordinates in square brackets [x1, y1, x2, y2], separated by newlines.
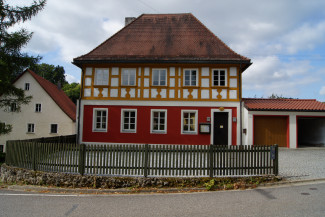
[125, 17, 136, 26]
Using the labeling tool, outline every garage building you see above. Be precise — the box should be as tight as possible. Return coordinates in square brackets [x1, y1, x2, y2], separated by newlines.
[242, 98, 325, 148]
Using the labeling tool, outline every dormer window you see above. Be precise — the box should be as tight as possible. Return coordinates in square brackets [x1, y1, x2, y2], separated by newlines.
[212, 69, 227, 86]
[25, 83, 30, 90]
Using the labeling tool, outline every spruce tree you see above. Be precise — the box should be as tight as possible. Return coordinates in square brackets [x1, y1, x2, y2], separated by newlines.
[0, 0, 46, 135]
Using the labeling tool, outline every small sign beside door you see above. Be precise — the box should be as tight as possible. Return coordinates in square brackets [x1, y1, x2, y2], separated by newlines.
[199, 123, 211, 134]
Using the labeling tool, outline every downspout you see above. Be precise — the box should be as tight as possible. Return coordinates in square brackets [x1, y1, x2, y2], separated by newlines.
[77, 67, 85, 145]
[239, 63, 243, 146]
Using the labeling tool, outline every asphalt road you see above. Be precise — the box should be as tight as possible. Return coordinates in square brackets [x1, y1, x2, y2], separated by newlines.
[0, 181, 325, 217]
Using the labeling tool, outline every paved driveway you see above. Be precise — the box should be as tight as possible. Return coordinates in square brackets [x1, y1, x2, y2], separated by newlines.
[279, 147, 325, 181]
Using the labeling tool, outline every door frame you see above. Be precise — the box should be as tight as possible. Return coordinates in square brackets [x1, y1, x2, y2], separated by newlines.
[210, 109, 232, 146]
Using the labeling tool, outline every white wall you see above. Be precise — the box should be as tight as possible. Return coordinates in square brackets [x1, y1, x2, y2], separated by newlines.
[0, 72, 76, 150]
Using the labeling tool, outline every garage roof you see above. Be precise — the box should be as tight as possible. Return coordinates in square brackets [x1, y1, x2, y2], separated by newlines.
[243, 98, 325, 112]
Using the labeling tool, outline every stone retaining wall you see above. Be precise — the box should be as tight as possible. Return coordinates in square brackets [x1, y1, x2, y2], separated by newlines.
[0, 164, 205, 189]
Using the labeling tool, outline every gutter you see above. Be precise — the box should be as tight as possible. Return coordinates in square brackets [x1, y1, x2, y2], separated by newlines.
[72, 59, 252, 71]
[239, 63, 243, 146]
[76, 68, 85, 144]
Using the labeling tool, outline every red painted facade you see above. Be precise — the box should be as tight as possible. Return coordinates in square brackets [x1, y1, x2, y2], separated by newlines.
[82, 105, 237, 145]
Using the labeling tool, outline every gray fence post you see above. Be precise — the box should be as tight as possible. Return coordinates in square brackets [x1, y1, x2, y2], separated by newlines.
[143, 144, 149, 178]
[209, 144, 214, 178]
[274, 144, 279, 176]
[32, 142, 37, 171]
[78, 144, 86, 176]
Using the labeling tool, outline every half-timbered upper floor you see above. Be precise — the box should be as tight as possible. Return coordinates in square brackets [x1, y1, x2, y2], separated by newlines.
[81, 64, 243, 101]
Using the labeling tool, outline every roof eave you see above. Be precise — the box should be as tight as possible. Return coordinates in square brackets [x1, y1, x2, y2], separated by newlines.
[72, 59, 251, 69]
[246, 109, 325, 112]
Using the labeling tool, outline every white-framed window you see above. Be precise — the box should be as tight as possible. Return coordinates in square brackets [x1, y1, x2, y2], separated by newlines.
[9, 103, 17, 112]
[27, 123, 35, 133]
[93, 108, 108, 132]
[50, 124, 58, 134]
[25, 83, 30, 91]
[151, 109, 167, 133]
[183, 69, 198, 86]
[181, 110, 198, 134]
[94, 68, 109, 85]
[212, 69, 227, 86]
[35, 103, 42, 112]
[152, 69, 167, 86]
[121, 109, 137, 133]
[122, 69, 136, 86]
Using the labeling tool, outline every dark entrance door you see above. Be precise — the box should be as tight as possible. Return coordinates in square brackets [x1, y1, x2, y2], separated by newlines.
[213, 112, 228, 145]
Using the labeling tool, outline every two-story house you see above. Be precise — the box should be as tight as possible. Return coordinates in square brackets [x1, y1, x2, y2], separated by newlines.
[73, 13, 251, 146]
[0, 69, 76, 151]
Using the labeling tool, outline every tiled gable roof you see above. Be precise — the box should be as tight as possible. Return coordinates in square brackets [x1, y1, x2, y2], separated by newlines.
[73, 13, 251, 67]
[25, 69, 76, 121]
[243, 98, 325, 112]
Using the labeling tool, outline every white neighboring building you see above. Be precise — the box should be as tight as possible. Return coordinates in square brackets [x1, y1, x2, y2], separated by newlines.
[0, 69, 76, 151]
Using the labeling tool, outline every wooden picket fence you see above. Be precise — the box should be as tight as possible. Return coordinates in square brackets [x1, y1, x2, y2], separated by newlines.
[5, 142, 278, 177]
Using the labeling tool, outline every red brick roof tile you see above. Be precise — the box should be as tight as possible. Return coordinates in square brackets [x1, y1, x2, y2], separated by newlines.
[74, 13, 250, 67]
[26, 69, 76, 121]
[243, 98, 325, 112]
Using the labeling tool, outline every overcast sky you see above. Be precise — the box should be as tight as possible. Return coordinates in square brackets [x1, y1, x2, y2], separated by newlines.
[11, 0, 325, 101]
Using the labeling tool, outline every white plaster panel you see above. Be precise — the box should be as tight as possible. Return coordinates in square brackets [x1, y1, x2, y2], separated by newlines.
[201, 89, 209, 99]
[170, 67, 175, 76]
[211, 89, 218, 99]
[112, 67, 119, 75]
[220, 89, 227, 99]
[160, 89, 167, 98]
[178, 78, 181, 87]
[230, 67, 237, 76]
[121, 88, 127, 98]
[202, 67, 209, 76]
[84, 88, 91, 97]
[169, 89, 175, 98]
[202, 78, 210, 87]
[230, 78, 237, 88]
[144, 78, 149, 87]
[144, 89, 149, 98]
[138, 89, 141, 97]
[130, 89, 135, 98]
[138, 67, 141, 76]
[183, 89, 189, 99]
[178, 68, 181, 76]
[110, 89, 118, 97]
[111, 78, 119, 87]
[229, 90, 237, 99]
[144, 67, 150, 76]
[170, 78, 175, 87]
[93, 88, 99, 97]
[85, 78, 92, 86]
[151, 89, 158, 98]
[138, 78, 141, 86]
[178, 90, 180, 98]
[191, 89, 198, 99]
[85, 68, 92, 76]
[102, 88, 108, 97]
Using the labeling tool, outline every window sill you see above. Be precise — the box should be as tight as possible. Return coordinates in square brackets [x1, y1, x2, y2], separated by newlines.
[182, 86, 199, 88]
[26, 132, 35, 134]
[151, 131, 167, 134]
[93, 129, 107, 133]
[181, 132, 198, 135]
[120, 85, 137, 88]
[211, 86, 228, 89]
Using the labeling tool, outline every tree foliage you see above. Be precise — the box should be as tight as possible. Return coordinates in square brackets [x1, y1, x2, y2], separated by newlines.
[62, 82, 80, 104]
[0, 0, 46, 134]
[30, 63, 68, 86]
